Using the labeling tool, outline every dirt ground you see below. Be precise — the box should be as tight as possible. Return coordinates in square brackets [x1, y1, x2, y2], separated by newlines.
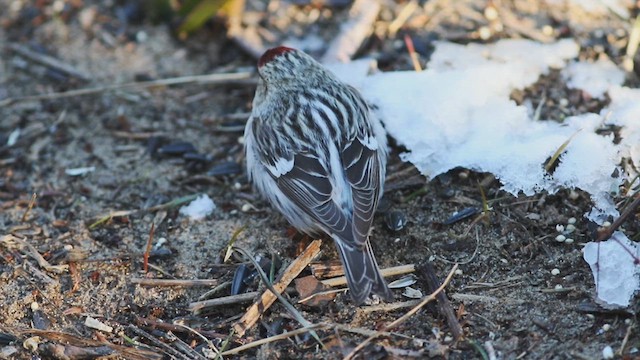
[1, 0, 639, 359]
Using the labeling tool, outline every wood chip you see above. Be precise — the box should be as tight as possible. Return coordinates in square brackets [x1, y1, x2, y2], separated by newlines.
[233, 239, 322, 337]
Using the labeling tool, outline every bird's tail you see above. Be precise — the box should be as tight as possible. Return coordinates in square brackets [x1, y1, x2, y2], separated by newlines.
[334, 239, 394, 305]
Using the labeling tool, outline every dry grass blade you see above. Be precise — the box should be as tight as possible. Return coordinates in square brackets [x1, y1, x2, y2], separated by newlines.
[232, 240, 322, 337]
[321, 264, 415, 287]
[0, 72, 251, 108]
[404, 34, 423, 72]
[624, 15, 640, 72]
[131, 278, 219, 287]
[7, 43, 91, 81]
[189, 292, 258, 313]
[143, 223, 155, 273]
[545, 130, 581, 173]
[20, 193, 37, 222]
[221, 324, 326, 356]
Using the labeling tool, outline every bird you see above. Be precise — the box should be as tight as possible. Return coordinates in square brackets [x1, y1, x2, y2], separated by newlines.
[244, 46, 393, 305]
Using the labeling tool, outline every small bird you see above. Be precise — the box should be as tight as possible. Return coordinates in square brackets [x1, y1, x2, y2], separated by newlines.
[244, 46, 393, 304]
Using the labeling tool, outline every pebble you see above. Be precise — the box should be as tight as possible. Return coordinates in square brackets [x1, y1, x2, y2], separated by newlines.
[479, 26, 492, 40]
[484, 6, 498, 20]
[568, 190, 580, 200]
[602, 324, 611, 332]
[554, 284, 563, 290]
[455, 269, 463, 275]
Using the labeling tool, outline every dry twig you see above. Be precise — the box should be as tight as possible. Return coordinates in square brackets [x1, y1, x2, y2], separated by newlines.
[321, 264, 415, 287]
[232, 240, 322, 336]
[321, 0, 381, 63]
[189, 292, 259, 313]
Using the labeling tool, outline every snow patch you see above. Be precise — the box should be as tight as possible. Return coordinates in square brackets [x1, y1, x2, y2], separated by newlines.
[179, 195, 216, 220]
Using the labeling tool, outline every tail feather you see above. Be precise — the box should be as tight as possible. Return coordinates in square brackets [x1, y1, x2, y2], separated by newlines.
[335, 239, 394, 304]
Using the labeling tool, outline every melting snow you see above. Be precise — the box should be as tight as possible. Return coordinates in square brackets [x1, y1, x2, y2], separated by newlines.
[328, 38, 638, 307]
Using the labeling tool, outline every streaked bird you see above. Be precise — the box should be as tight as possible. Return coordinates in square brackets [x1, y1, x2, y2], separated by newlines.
[244, 46, 393, 304]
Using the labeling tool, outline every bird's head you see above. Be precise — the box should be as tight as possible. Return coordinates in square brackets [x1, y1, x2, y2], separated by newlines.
[257, 46, 319, 85]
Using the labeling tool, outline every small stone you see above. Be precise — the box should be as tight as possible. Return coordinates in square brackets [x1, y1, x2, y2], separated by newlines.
[551, 268, 560, 276]
[554, 284, 563, 290]
[30, 302, 39, 311]
[602, 221, 612, 227]
[455, 269, 463, 275]
[559, 98, 569, 107]
[444, 335, 454, 342]
[555, 234, 566, 242]
[479, 26, 492, 40]
[602, 324, 611, 332]
[484, 6, 498, 20]
[602, 345, 614, 359]
[568, 190, 580, 200]
[542, 25, 554, 36]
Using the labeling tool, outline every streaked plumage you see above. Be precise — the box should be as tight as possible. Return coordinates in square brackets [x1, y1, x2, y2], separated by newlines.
[244, 46, 393, 304]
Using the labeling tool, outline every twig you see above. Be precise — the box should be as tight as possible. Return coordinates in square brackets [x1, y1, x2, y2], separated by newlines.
[321, 264, 415, 287]
[404, 34, 422, 72]
[232, 240, 322, 336]
[343, 264, 458, 360]
[164, 331, 208, 360]
[321, 0, 381, 63]
[7, 43, 91, 81]
[20, 193, 37, 222]
[388, 0, 419, 37]
[497, 7, 554, 43]
[188, 292, 259, 313]
[618, 322, 634, 356]
[134, 316, 232, 340]
[131, 278, 220, 287]
[143, 223, 155, 273]
[484, 341, 497, 360]
[359, 299, 420, 313]
[0, 72, 251, 108]
[418, 262, 464, 340]
[127, 325, 190, 360]
[597, 194, 640, 241]
[221, 324, 325, 356]
[623, 15, 640, 72]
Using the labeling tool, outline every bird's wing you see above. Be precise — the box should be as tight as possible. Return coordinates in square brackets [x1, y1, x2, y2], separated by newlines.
[341, 137, 381, 248]
[251, 116, 351, 239]
[276, 151, 352, 239]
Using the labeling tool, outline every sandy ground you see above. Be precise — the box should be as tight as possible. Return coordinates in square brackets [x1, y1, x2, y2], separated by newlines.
[1, 0, 638, 359]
